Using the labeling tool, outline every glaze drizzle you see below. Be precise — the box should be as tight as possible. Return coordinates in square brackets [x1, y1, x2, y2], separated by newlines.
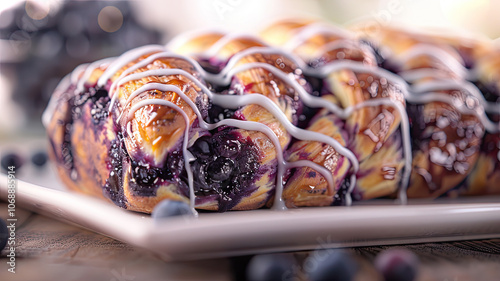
[59, 26, 499, 213]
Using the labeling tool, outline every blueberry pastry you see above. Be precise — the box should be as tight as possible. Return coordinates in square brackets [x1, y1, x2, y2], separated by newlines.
[262, 20, 408, 202]
[44, 20, 500, 213]
[348, 23, 499, 198]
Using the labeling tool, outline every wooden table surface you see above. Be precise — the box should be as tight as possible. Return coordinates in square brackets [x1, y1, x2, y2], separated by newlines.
[1, 203, 500, 281]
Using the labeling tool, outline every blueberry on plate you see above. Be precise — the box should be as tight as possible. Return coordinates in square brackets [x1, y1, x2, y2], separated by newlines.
[374, 248, 419, 281]
[0, 219, 8, 251]
[31, 151, 48, 167]
[307, 249, 358, 281]
[1, 152, 23, 172]
[246, 253, 296, 281]
[151, 199, 193, 220]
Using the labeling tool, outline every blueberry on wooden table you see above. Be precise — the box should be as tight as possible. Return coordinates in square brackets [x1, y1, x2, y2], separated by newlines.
[246, 253, 296, 281]
[31, 151, 48, 167]
[307, 250, 358, 281]
[1, 153, 23, 172]
[151, 199, 193, 220]
[374, 248, 419, 281]
[0, 219, 8, 251]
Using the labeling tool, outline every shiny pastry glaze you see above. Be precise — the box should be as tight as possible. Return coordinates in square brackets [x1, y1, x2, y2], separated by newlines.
[45, 23, 500, 213]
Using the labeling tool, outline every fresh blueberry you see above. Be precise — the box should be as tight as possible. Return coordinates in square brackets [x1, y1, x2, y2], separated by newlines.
[1, 153, 23, 172]
[307, 250, 358, 281]
[191, 138, 212, 159]
[31, 151, 48, 167]
[151, 199, 193, 220]
[246, 253, 295, 281]
[374, 249, 419, 281]
[0, 219, 8, 251]
[132, 164, 159, 186]
[207, 157, 234, 182]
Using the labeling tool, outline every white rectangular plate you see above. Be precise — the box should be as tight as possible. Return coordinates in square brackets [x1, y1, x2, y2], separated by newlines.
[1, 169, 500, 261]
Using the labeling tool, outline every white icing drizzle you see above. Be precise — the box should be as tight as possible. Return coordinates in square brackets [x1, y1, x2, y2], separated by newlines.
[395, 44, 469, 79]
[312, 39, 364, 58]
[165, 29, 225, 51]
[118, 81, 336, 211]
[62, 29, 500, 213]
[76, 58, 115, 93]
[203, 33, 267, 58]
[108, 54, 414, 207]
[97, 45, 166, 88]
[283, 23, 355, 52]
[399, 68, 453, 82]
[71, 63, 89, 85]
[127, 99, 197, 215]
[74, 44, 407, 208]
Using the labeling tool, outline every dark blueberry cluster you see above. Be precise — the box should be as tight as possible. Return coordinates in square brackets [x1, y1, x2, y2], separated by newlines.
[207, 104, 238, 123]
[60, 113, 75, 173]
[70, 87, 110, 124]
[130, 161, 175, 186]
[332, 179, 351, 206]
[127, 151, 184, 197]
[103, 134, 127, 208]
[89, 89, 110, 125]
[0, 1, 161, 124]
[189, 130, 259, 211]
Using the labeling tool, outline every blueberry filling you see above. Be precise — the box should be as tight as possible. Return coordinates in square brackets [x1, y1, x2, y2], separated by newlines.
[189, 130, 260, 211]
[103, 134, 127, 208]
[197, 57, 223, 74]
[208, 104, 237, 123]
[332, 178, 351, 206]
[89, 89, 110, 125]
[58, 87, 110, 178]
[471, 79, 499, 103]
[130, 160, 175, 186]
[61, 96, 76, 174]
[406, 103, 426, 150]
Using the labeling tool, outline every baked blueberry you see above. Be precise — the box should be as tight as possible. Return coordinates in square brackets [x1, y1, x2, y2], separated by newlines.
[151, 199, 193, 220]
[307, 250, 358, 281]
[374, 249, 419, 281]
[189, 131, 259, 211]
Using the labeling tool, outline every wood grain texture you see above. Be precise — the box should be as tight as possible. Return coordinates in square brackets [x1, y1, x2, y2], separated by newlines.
[1, 203, 500, 281]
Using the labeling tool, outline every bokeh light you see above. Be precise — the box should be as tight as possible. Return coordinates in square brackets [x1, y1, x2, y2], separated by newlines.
[98, 6, 123, 33]
[25, 0, 50, 20]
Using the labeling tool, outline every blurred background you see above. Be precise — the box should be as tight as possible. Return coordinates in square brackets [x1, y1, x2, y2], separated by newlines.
[1, 0, 500, 137]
